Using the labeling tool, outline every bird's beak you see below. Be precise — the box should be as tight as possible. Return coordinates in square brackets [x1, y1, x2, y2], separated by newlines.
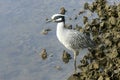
[46, 19, 54, 23]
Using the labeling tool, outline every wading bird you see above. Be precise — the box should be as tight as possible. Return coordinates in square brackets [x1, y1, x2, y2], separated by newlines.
[47, 14, 95, 73]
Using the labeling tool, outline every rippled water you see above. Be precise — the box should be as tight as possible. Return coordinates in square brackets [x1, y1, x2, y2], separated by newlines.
[0, 0, 119, 80]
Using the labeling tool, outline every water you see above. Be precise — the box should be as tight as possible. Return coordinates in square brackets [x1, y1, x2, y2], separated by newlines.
[0, 0, 119, 80]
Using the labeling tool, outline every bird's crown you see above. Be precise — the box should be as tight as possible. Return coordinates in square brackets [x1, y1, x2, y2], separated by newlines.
[51, 14, 65, 23]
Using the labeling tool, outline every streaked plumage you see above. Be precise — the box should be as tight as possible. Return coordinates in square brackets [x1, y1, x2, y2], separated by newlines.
[48, 14, 95, 73]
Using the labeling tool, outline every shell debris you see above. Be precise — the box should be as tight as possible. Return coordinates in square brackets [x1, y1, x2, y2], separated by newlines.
[66, 0, 120, 79]
[60, 7, 67, 14]
[62, 50, 72, 64]
[40, 48, 47, 60]
[41, 28, 51, 35]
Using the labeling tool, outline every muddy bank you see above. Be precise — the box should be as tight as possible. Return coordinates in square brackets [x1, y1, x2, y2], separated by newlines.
[68, 0, 120, 80]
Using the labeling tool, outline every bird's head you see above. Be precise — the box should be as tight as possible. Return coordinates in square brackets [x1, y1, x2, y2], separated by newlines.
[47, 14, 65, 23]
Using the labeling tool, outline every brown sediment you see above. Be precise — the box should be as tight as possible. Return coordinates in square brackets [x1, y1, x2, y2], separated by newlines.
[62, 50, 72, 64]
[78, 10, 85, 15]
[40, 48, 47, 60]
[68, 0, 120, 80]
[41, 28, 51, 35]
[65, 24, 72, 29]
[59, 7, 67, 14]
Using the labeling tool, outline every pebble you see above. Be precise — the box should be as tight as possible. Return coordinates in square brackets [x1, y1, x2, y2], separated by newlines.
[40, 49, 47, 60]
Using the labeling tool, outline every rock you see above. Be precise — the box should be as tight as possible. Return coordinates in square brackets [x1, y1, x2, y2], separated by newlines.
[41, 28, 51, 35]
[67, 73, 80, 80]
[78, 10, 85, 15]
[40, 49, 47, 60]
[60, 7, 67, 14]
[98, 76, 103, 80]
[62, 50, 72, 63]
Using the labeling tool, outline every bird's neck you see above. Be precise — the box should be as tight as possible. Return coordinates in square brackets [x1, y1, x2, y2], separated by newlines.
[57, 22, 65, 32]
[56, 22, 66, 42]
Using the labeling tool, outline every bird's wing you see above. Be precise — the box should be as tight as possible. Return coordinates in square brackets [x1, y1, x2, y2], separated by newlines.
[66, 30, 95, 49]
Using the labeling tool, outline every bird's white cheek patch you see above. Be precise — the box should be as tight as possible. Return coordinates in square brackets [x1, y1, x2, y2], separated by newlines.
[56, 18, 62, 22]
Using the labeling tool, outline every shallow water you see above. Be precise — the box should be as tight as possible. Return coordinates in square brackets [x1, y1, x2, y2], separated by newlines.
[0, 0, 119, 80]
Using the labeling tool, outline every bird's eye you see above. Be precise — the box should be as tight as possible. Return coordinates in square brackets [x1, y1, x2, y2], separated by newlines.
[54, 16, 60, 20]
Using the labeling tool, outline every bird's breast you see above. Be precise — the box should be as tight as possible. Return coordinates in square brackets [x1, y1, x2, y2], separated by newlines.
[56, 29, 65, 44]
[56, 29, 71, 48]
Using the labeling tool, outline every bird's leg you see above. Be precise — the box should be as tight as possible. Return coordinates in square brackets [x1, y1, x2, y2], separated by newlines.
[74, 51, 77, 73]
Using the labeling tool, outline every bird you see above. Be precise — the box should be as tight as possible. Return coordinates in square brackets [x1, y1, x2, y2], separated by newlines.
[47, 13, 95, 73]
